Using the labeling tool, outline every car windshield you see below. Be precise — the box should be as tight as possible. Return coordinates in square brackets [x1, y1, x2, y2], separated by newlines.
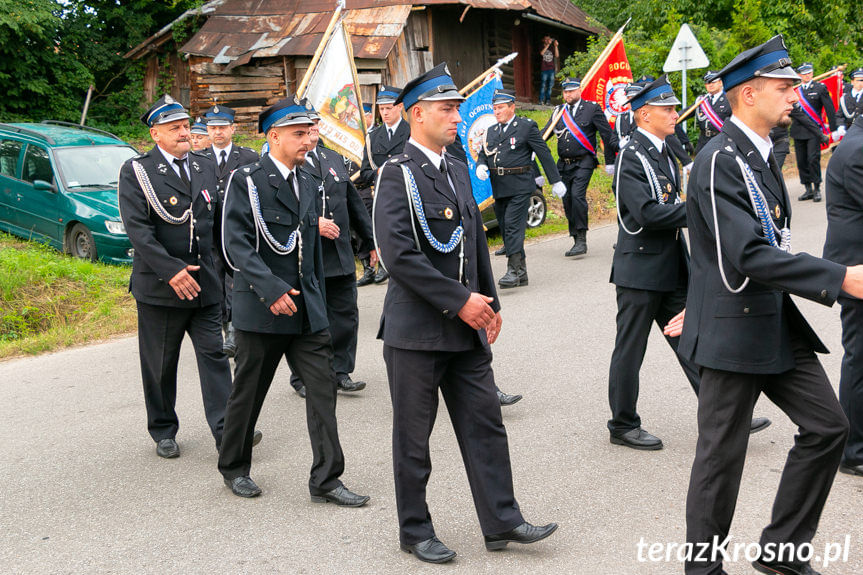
[53, 145, 138, 189]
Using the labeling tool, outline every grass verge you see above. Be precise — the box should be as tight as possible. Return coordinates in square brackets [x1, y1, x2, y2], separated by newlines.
[0, 234, 136, 360]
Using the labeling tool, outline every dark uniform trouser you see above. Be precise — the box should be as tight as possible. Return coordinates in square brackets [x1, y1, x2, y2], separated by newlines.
[793, 137, 822, 186]
[383, 344, 524, 545]
[289, 273, 359, 388]
[839, 296, 863, 466]
[356, 187, 374, 260]
[213, 254, 233, 323]
[218, 327, 345, 495]
[773, 136, 790, 170]
[685, 335, 849, 575]
[607, 283, 700, 434]
[493, 192, 531, 257]
[135, 301, 231, 445]
[559, 161, 594, 236]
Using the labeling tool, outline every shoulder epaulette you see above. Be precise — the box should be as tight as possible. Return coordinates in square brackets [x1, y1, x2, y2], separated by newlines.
[241, 162, 262, 175]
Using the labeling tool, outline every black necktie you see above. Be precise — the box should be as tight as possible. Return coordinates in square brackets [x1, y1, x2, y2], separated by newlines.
[768, 152, 783, 184]
[173, 158, 190, 188]
[388, 128, 393, 140]
[286, 171, 297, 200]
[439, 158, 447, 176]
[219, 150, 227, 169]
[660, 146, 675, 183]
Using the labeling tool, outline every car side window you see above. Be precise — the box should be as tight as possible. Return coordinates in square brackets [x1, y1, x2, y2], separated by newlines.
[0, 139, 23, 178]
[21, 145, 53, 184]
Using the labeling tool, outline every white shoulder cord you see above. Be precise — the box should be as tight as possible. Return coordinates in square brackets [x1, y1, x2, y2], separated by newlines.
[221, 170, 243, 272]
[371, 165, 388, 273]
[616, 148, 677, 236]
[132, 160, 194, 252]
[709, 150, 749, 293]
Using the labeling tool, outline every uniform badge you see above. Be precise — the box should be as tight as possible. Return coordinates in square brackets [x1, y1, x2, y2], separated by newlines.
[201, 189, 212, 210]
[169, 196, 178, 206]
[725, 145, 734, 152]
[328, 167, 338, 181]
[510, 137, 516, 149]
[165, 95, 175, 104]
[293, 95, 300, 105]
[774, 204, 781, 219]
[244, 167, 251, 173]
[213, 105, 220, 114]
[662, 192, 670, 203]
[191, 161, 201, 172]
[667, 183, 673, 194]
[444, 207, 454, 220]
[157, 163, 168, 175]
[444, 64, 451, 76]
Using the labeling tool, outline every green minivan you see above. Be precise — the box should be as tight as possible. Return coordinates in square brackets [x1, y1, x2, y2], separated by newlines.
[0, 121, 138, 264]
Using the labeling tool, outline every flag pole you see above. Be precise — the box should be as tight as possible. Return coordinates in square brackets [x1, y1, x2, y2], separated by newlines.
[297, 2, 344, 97]
[460, 52, 518, 95]
[806, 64, 846, 85]
[676, 95, 704, 124]
[543, 18, 631, 140]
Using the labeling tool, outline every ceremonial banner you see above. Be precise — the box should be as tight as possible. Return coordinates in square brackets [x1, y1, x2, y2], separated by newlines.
[457, 73, 504, 210]
[580, 36, 633, 127]
[300, 19, 366, 163]
[822, 72, 844, 145]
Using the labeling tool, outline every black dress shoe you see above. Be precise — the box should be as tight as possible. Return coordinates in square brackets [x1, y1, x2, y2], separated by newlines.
[497, 389, 523, 406]
[812, 186, 822, 203]
[310, 484, 370, 507]
[400, 536, 457, 563]
[484, 521, 558, 550]
[750, 417, 772, 434]
[374, 266, 389, 283]
[252, 430, 263, 446]
[494, 246, 506, 256]
[337, 375, 366, 392]
[224, 476, 262, 498]
[156, 438, 179, 458]
[295, 385, 306, 398]
[610, 428, 663, 450]
[753, 559, 821, 575]
[839, 461, 863, 476]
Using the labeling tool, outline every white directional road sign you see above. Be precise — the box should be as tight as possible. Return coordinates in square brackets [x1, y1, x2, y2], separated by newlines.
[663, 23, 709, 72]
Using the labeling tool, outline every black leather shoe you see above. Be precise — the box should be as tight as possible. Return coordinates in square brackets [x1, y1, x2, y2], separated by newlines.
[224, 476, 262, 498]
[400, 536, 457, 563]
[494, 246, 506, 256]
[484, 521, 558, 550]
[798, 185, 814, 201]
[337, 375, 366, 392]
[156, 438, 179, 458]
[610, 428, 663, 450]
[357, 258, 375, 287]
[497, 389, 523, 406]
[252, 430, 263, 446]
[295, 385, 307, 398]
[310, 484, 370, 507]
[839, 462, 863, 476]
[750, 417, 771, 434]
[374, 266, 389, 283]
[812, 186, 822, 202]
[565, 231, 587, 257]
[753, 559, 821, 575]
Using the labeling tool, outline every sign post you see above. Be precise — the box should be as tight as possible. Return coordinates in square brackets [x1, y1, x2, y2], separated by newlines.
[662, 23, 709, 133]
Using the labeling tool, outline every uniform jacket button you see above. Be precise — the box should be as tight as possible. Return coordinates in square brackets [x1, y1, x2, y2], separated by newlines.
[442, 309, 448, 315]
[249, 284, 254, 289]
[743, 307, 750, 314]
[820, 289, 828, 299]
[638, 246, 644, 251]
[260, 297, 266, 303]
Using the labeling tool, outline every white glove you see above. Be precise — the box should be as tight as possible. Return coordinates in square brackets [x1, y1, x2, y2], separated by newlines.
[551, 181, 567, 198]
[476, 164, 489, 181]
[683, 162, 694, 174]
[831, 130, 842, 141]
[835, 125, 847, 138]
[605, 165, 615, 176]
[534, 175, 545, 187]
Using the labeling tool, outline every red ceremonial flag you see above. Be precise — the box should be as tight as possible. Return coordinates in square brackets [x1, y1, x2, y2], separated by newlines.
[821, 72, 843, 146]
[580, 36, 633, 127]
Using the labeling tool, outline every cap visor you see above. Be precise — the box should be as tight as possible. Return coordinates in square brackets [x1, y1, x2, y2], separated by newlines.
[422, 89, 466, 102]
[376, 97, 397, 104]
[271, 116, 315, 128]
[760, 66, 800, 80]
[153, 112, 191, 125]
[205, 119, 231, 126]
[648, 94, 681, 106]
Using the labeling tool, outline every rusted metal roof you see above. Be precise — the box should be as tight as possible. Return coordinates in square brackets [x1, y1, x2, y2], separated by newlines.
[127, 0, 603, 62]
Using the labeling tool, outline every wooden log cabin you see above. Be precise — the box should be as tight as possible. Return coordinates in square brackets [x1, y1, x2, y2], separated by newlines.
[125, 0, 604, 132]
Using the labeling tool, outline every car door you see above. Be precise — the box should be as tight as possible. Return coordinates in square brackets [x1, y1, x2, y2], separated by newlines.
[18, 144, 61, 246]
[0, 138, 25, 230]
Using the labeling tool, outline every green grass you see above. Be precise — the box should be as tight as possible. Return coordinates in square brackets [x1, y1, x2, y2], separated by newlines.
[0, 234, 136, 359]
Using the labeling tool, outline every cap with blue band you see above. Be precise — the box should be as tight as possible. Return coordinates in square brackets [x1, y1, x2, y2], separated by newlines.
[190, 118, 208, 135]
[141, 94, 190, 127]
[203, 104, 235, 126]
[258, 95, 315, 134]
[717, 35, 799, 92]
[626, 74, 680, 111]
[492, 89, 516, 104]
[396, 63, 464, 110]
[561, 77, 581, 90]
[377, 85, 401, 105]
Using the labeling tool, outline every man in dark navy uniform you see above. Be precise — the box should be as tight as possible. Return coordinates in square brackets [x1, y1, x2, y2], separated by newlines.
[824, 98, 863, 478]
[670, 37, 863, 575]
[216, 96, 369, 506]
[694, 71, 732, 154]
[608, 77, 771, 451]
[374, 63, 557, 564]
[287, 105, 376, 397]
[475, 88, 564, 288]
[198, 104, 260, 357]
[357, 85, 409, 286]
[118, 95, 234, 459]
[543, 77, 618, 257]
[837, 67, 863, 129]
[791, 62, 838, 202]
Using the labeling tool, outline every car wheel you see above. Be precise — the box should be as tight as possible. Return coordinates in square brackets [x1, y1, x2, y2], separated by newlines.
[68, 223, 98, 261]
[526, 190, 547, 228]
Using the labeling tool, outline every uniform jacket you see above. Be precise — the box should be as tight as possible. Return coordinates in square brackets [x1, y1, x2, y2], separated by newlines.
[790, 81, 838, 139]
[679, 121, 846, 374]
[223, 155, 328, 335]
[118, 146, 222, 308]
[695, 92, 732, 140]
[542, 100, 618, 167]
[837, 90, 863, 129]
[201, 144, 260, 196]
[476, 116, 561, 199]
[358, 120, 410, 189]
[616, 111, 692, 166]
[610, 130, 689, 292]
[301, 143, 375, 277]
[824, 117, 863, 265]
[374, 142, 499, 352]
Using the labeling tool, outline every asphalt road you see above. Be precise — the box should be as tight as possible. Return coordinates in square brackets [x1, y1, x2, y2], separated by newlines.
[2, 180, 861, 575]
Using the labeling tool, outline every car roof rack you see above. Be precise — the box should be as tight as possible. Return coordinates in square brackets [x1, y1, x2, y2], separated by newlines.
[0, 123, 56, 145]
[40, 120, 122, 141]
